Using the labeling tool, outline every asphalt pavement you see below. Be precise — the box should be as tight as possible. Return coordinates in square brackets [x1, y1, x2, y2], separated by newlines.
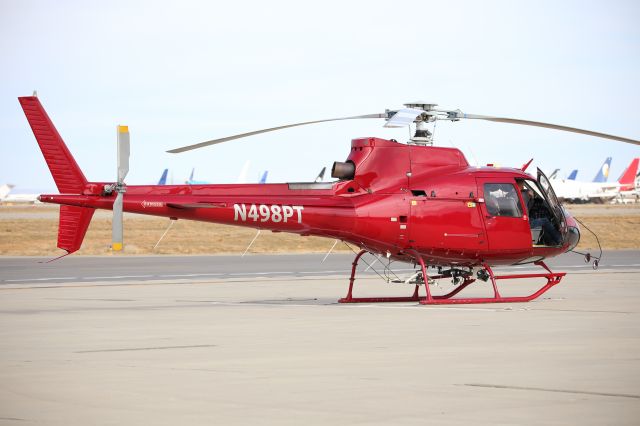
[1, 250, 638, 286]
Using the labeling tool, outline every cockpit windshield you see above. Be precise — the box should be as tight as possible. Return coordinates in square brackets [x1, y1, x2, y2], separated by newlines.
[536, 168, 567, 243]
[517, 177, 564, 246]
[537, 168, 562, 214]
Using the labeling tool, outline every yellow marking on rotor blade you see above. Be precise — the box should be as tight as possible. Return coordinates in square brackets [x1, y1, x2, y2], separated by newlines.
[112, 243, 123, 251]
[118, 125, 129, 133]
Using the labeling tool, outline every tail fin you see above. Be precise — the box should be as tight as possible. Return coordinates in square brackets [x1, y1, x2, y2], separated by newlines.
[618, 158, 639, 191]
[19, 96, 93, 256]
[158, 168, 168, 185]
[567, 169, 578, 180]
[236, 160, 250, 184]
[19, 96, 87, 194]
[58, 205, 95, 254]
[259, 170, 268, 184]
[0, 184, 14, 200]
[592, 157, 612, 182]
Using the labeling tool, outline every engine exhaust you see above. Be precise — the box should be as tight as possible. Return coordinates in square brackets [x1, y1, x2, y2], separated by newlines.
[331, 161, 355, 180]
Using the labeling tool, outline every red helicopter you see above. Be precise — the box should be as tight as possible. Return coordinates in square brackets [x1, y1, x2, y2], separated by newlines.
[19, 96, 640, 305]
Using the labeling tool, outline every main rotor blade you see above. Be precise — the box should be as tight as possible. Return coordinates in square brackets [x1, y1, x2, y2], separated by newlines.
[117, 125, 130, 182]
[459, 113, 640, 146]
[383, 108, 426, 128]
[167, 113, 387, 153]
[112, 192, 124, 252]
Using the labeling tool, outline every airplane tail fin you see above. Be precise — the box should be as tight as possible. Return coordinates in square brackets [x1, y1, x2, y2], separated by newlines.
[567, 169, 578, 180]
[618, 158, 639, 191]
[19, 96, 94, 255]
[237, 160, 250, 184]
[158, 168, 168, 185]
[259, 171, 268, 184]
[592, 157, 612, 183]
[0, 184, 14, 200]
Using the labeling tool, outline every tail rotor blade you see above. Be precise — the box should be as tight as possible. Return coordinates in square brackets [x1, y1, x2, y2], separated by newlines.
[113, 125, 129, 252]
[117, 125, 130, 182]
[112, 192, 124, 252]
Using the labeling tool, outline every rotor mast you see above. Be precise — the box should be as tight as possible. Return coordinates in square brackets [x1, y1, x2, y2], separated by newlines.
[403, 102, 438, 146]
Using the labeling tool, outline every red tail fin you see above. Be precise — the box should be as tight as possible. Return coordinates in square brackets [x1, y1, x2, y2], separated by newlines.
[19, 96, 87, 194]
[58, 205, 95, 254]
[618, 158, 639, 191]
[20, 96, 94, 255]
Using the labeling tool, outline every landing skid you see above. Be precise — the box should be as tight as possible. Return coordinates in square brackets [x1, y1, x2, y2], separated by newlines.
[338, 250, 565, 305]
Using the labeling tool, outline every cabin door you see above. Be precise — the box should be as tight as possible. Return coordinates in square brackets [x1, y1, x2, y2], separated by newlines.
[476, 178, 531, 251]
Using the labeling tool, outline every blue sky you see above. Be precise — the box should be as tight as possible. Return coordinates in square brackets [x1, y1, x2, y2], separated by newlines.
[1, 0, 639, 191]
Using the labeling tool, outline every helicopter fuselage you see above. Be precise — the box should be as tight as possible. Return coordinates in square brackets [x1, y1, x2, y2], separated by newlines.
[40, 137, 579, 266]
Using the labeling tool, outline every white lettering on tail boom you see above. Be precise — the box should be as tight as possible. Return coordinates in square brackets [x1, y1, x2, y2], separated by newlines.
[234, 204, 304, 224]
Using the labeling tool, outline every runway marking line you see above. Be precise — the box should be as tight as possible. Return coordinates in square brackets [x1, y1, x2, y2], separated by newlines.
[463, 383, 640, 400]
[75, 344, 217, 353]
[4, 264, 639, 284]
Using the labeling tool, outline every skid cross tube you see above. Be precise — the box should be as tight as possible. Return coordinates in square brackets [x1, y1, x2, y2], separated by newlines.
[338, 251, 565, 305]
[339, 249, 423, 303]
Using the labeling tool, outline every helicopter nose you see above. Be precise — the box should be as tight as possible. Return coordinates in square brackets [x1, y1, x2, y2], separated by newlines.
[564, 210, 581, 251]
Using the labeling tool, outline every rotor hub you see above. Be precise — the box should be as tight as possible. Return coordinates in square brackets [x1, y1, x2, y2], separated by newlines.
[403, 102, 438, 111]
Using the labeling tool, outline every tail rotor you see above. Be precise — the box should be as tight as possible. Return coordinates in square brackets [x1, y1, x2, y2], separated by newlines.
[112, 125, 130, 252]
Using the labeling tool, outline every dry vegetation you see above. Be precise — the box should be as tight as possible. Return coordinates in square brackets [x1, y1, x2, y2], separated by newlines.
[0, 204, 638, 256]
[0, 207, 346, 256]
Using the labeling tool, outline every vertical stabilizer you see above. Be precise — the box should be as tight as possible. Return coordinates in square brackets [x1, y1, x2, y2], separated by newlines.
[618, 158, 639, 191]
[158, 168, 168, 185]
[592, 157, 612, 183]
[19, 96, 88, 194]
[0, 184, 14, 200]
[19, 96, 94, 256]
[58, 205, 95, 254]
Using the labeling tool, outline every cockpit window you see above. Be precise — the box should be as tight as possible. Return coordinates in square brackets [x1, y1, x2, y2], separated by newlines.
[484, 183, 523, 217]
[537, 168, 562, 213]
[537, 168, 567, 240]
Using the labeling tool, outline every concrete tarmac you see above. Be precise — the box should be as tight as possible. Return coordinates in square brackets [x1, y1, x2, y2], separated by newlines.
[0, 256, 639, 425]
